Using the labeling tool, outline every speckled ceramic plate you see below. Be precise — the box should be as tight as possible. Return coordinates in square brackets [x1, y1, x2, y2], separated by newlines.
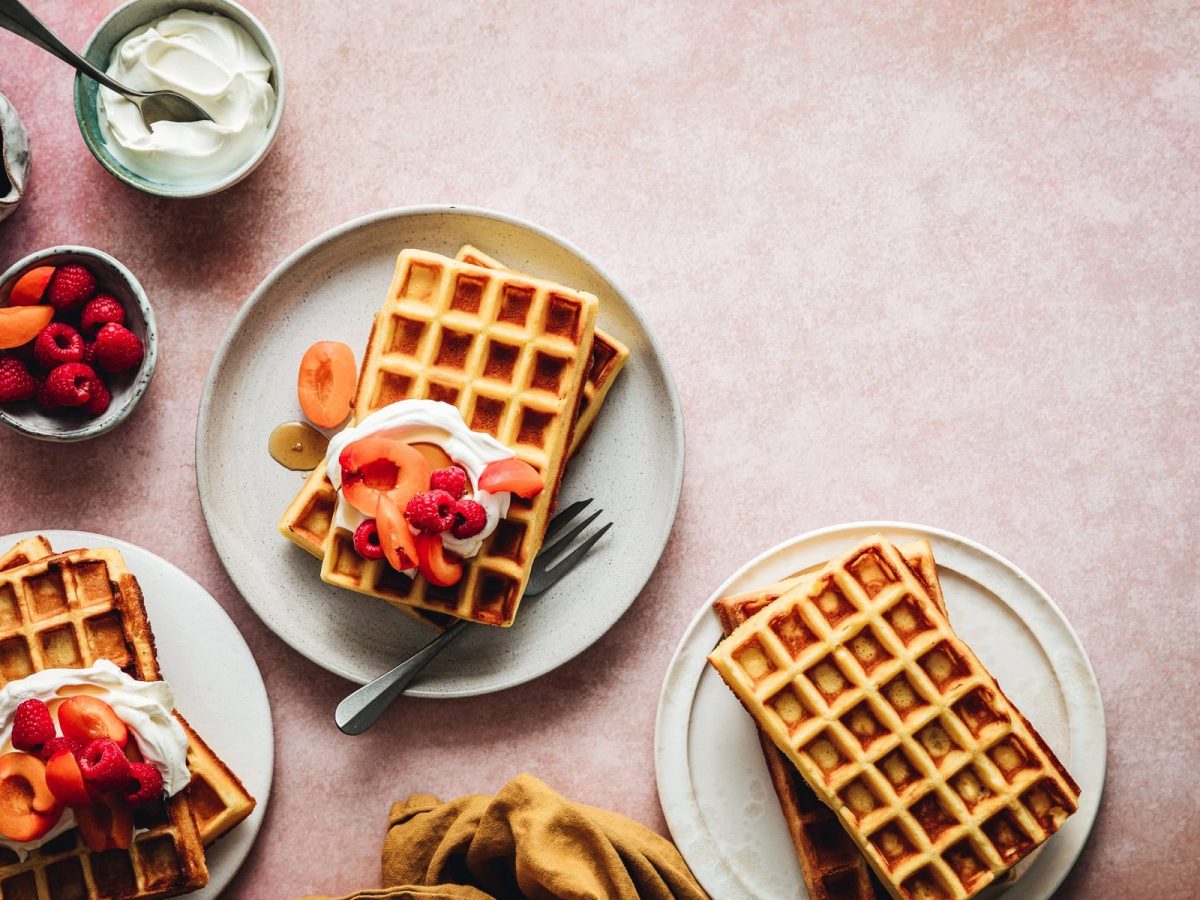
[197, 206, 684, 696]
[655, 522, 1105, 900]
[2, 530, 272, 900]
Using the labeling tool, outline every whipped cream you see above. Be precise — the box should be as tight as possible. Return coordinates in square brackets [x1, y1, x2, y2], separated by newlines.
[98, 10, 276, 185]
[327, 400, 516, 562]
[0, 661, 190, 858]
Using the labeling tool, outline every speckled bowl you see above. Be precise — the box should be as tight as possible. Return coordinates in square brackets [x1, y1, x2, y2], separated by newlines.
[73, 0, 285, 199]
[0, 247, 157, 441]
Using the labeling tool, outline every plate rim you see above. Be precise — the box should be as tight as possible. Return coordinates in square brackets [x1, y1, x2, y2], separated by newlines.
[195, 204, 686, 694]
[654, 519, 1106, 900]
[1, 528, 274, 899]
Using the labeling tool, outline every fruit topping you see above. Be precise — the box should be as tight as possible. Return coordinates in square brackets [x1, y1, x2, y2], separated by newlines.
[92, 323, 143, 373]
[297, 340, 356, 428]
[46, 264, 96, 311]
[8, 267, 54, 306]
[80, 294, 125, 336]
[11, 700, 55, 754]
[45, 750, 91, 807]
[430, 465, 468, 499]
[352, 519, 385, 560]
[377, 494, 419, 572]
[58, 696, 128, 749]
[478, 458, 544, 498]
[451, 499, 488, 539]
[78, 739, 131, 793]
[122, 761, 163, 807]
[0, 753, 62, 842]
[74, 793, 132, 851]
[416, 533, 463, 587]
[38, 736, 83, 762]
[33, 322, 85, 369]
[43, 363, 100, 408]
[0, 305, 54, 350]
[0, 357, 36, 403]
[83, 375, 112, 416]
[340, 437, 430, 517]
[405, 490, 458, 534]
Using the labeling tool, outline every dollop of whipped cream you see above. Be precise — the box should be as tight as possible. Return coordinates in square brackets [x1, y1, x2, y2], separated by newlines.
[0, 661, 190, 858]
[98, 9, 276, 185]
[327, 400, 516, 561]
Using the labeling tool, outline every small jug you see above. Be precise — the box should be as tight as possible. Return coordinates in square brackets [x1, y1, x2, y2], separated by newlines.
[0, 92, 30, 224]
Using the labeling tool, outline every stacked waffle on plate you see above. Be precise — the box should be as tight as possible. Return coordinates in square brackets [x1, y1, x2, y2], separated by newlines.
[280, 247, 628, 627]
[708, 535, 1079, 900]
[0, 538, 254, 899]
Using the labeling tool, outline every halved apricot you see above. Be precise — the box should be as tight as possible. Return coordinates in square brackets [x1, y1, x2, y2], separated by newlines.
[416, 533, 463, 587]
[0, 306, 54, 350]
[377, 494, 419, 572]
[74, 793, 133, 852]
[0, 752, 63, 842]
[45, 750, 91, 807]
[8, 266, 55, 306]
[298, 341, 357, 428]
[340, 437, 430, 517]
[478, 458, 543, 498]
[58, 696, 128, 749]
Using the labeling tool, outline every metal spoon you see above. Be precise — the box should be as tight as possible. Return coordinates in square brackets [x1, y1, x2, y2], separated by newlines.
[0, 0, 212, 127]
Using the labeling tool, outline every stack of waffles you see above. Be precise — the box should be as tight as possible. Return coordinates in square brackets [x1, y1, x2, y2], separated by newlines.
[0, 537, 255, 899]
[280, 245, 629, 628]
[708, 536, 1080, 900]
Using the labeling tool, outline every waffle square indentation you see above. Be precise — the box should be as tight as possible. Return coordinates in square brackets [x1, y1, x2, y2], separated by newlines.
[39, 625, 80, 667]
[900, 865, 954, 900]
[434, 329, 474, 370]
[0, 584, 20, 632]
[46, 856, 87, 898]
[947, 763, 993, 812]
[987, 735, 1037, 782]
[914, 718, 965, 769]
[476, 573, 519, 625]
[517, 407, 554, 450]
[910, 790, 959, 843]
[812, 578, 855, 627]
[981, 809, 1034, 864]
[765, 682, 811, 734]
[731, 637, 776, 683]
[83, 612, 130, 668]
[953, 687, 1009, 738]
[92, 847, 137, 895]
[839, 776, 884, 823]
[801, 731, 850, 782]
[878, 746, 923, 797]
[917, 642, 970, 694]
[387, 316, 427, 356]
[1020, 778, 1073, 833]
[373, 371, 413, 407]
[841, 701, 889, 751]
[846, 626, 893, 675]
[138, 834, 183, 889]
[483, 340, 520, 383]
[469, 396, 505, 437]
[804, 819, 859, 868]
[71, 561, 114, 606]
[944, 838, 991, 892]
[0, 637, 32, 681]
[868, 820, 918, 871]
[27, 568, 68, 620]
[451, 274, 486, 313]
[530, 352, 569, 397]
[847, 548, 898, 598]
[544, 293, 582, 339]
[400, 262, 441, 300]
[497, 285, 533, 328]
[883, 594, 935, 646]
[766, 606, 818, 659]
[427, 380, 460, 405]
[881, 672, 930, 722]
[805, 656, 852, 705]
[487, 519, 527, 564]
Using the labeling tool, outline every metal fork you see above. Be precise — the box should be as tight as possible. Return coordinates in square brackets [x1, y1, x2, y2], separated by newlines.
[335, 499, 612, 734]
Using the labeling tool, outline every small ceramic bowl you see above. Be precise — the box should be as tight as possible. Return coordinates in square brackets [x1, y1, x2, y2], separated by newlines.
[73, 0, 285, 199]
[0, 247, 157, 442]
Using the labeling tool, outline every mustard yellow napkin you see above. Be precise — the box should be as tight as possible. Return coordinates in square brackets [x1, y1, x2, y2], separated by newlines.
[302, 773, 708, 900]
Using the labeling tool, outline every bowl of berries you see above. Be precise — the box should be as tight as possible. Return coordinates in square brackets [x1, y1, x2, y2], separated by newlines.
[0, 247, 156, 441]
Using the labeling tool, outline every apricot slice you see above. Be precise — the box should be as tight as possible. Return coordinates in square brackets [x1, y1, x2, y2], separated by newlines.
[340, 437, 430, 517]
[0, 306, 54, 350]
[45, 750, 91, 807]
[416, 533, 463, 587]
[298, 341, 357, 428]
[377, 494, 419, 572]
[8, 266, 54, 306]
[478, 459, 544, 498]
[0, 752, 63, 842]
[74, 794, 133, 852]
[58, 696, 128, 749]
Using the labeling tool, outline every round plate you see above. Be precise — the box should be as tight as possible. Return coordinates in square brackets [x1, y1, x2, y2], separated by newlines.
[3, 530, 272, 899]
[655, 522, 1105, 900]
[197, 206, 684, 695]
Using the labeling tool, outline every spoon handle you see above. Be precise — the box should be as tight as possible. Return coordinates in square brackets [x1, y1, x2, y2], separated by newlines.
[0, 0, 139, 96]
[334, 621, 469, 735]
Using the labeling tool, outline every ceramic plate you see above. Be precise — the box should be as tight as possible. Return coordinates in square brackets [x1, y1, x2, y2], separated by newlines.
[655, 522, 1105, 900]
[2, 530, 272, 899]
[197, 206, 684, 695]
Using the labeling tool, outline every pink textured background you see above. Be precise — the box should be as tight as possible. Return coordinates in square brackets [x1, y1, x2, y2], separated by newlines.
[2, 2, 1198, 897]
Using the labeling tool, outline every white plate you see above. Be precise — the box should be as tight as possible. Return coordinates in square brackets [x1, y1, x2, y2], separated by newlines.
[655, 522, 1105, 900]
[3, 530, 272, 899]
[196, 206, 684, 695]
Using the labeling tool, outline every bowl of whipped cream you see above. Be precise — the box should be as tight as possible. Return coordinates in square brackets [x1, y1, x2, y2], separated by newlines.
[74, 0, 284, 198]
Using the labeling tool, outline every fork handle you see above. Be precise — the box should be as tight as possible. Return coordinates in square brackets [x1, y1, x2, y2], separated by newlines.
[335, 621, 469, 734]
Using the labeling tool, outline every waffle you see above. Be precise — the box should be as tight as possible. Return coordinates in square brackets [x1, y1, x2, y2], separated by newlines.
[712, 541, 943, 900]
[0, 548, 208, 898]
[1, 539, 257, 848]
[455, 245, 629, 452]
[287, 249, 598, 626]
[708, 536, 1080, 900]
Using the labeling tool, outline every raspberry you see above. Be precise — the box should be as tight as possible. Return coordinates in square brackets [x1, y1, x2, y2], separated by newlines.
[43, 363, 99, 408]
[429, 466, 468, 499]
[82, 341, 97, 367]
[451, 499, 488, 539]
[93, 323, 144, 373]
[122, 762, 164, 807]
[84, 375, 111, 417]
[78, 739, 131, 792]
[352, 519, 384, 560]
[11, 699, 55, 752]
[80, 294, 125, 336]
[404, 490, 458, 534]
[46, 264, 96, 311]
[0, 357, 36, 403]
[38, 735, 84, 762]
[33, 322, 85, 368]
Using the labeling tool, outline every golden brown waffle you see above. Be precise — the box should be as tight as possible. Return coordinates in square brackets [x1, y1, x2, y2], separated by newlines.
[0, 536, 53, 572]
[708, 536, 1080, 900]
[300, 249, 598, 626]
[0, 548, 208, 898]
[712, 540, 943, 900]
[455, 245, 629, 452]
